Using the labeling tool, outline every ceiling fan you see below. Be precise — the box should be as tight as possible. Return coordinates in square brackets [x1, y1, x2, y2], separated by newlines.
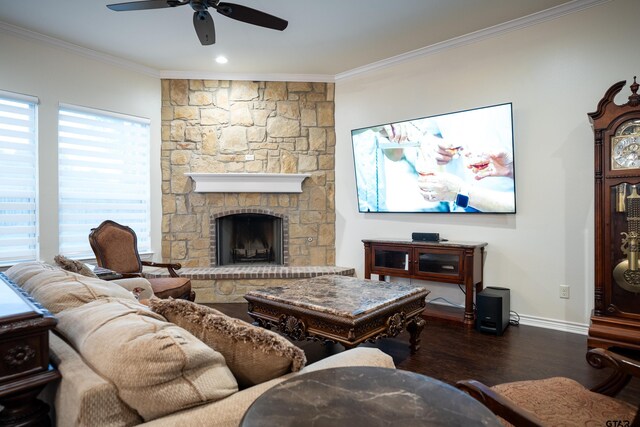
[106, 0, 288, 45]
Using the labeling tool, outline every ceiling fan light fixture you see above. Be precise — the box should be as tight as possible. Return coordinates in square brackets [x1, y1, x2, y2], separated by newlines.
[215, 56, 228, 64]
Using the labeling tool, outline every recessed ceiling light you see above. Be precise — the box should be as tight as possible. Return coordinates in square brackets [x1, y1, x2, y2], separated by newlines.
[215, 56, 228, 64]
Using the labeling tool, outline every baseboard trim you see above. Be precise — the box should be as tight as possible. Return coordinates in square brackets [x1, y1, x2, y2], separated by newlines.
[424, 300, 590, 335]
[517, 314, 589, 335]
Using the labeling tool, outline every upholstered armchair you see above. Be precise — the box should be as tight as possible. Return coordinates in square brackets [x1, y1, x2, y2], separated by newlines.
[89, 220, 195, 301]
[456, 348, 639, 426]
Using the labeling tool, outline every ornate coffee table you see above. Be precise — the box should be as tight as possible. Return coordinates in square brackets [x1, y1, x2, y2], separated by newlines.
[244, 275, 429, 353]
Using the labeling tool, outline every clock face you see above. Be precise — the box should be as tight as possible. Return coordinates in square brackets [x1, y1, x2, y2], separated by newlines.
[612, 119, 640, 171]
[612, 135, 640, 170]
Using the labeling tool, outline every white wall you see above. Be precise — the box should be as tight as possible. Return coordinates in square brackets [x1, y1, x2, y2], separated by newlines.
[2, 0, 638, 328]
[335, 0, 640, 327]
[0, 32, 162, 263]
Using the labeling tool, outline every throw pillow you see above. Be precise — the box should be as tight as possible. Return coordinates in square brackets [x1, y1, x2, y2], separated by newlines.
[149, 298, 306, 389]
[21, 270, 74, 294]
[56, 298, 238, 421]
[4, 261, 60, 286]
[22, 270, 136, 314]
[54, 255, 98, 278]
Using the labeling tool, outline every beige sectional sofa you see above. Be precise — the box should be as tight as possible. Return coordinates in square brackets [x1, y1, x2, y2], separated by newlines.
[4, 262, 395, 426]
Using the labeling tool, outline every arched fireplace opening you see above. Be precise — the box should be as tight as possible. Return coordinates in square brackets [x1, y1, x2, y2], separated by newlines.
[215, 213, 284, 266]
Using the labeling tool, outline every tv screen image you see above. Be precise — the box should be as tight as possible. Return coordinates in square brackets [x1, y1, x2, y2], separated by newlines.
[351, 103, 515, 214]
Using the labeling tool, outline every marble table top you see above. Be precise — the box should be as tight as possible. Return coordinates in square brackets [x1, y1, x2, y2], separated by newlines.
[240, 366, 501, 427]
[245, 275, 429, 319]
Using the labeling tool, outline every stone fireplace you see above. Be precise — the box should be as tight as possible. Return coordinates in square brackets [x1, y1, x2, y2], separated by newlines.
[157, 79, 353, 303]
[161, 79, 337, 269]
[211, 209, 287, 266]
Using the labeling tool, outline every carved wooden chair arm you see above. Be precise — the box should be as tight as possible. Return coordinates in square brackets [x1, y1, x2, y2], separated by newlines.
[455, 380, 545, 427]
[141, 261, 182, 277]
[587, 347, 640, 396]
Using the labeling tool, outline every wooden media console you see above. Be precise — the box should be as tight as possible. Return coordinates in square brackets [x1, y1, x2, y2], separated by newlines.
[363, 239, 487, 327]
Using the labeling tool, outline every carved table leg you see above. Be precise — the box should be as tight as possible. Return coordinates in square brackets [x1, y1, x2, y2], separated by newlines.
[0, 385, 52, 427]
[406, 317, 426, 354]
[249, 316, 271, 330]
[258, 322, 270, 330]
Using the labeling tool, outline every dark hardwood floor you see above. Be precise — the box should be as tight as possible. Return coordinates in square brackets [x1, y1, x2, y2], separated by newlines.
[209, 303, 640, 407]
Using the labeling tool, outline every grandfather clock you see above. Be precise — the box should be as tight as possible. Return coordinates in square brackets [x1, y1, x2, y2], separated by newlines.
[588, 77, 640, 351]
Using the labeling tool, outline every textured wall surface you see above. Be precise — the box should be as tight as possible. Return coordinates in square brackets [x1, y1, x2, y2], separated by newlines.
[161, 80, 336, 268]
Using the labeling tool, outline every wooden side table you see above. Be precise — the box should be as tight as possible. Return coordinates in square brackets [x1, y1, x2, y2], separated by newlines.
[92, 266, 123, 281]
[0, 273, 60, 426]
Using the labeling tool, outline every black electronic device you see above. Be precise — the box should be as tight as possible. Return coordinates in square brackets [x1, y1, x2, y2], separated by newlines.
[350, 103, 516, 214]
[476, 287, 510, 335]
[412, 232, 440, 242]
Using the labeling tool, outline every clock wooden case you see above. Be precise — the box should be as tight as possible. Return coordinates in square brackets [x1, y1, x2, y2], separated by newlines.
[588, 76, 640, 351]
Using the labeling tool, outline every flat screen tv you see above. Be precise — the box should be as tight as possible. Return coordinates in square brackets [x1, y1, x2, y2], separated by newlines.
[351, 102, 515, 213]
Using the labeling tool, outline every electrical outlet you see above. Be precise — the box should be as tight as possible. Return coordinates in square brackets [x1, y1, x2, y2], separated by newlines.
[245, 154, 255, 161]
[559, 285, 570, 299]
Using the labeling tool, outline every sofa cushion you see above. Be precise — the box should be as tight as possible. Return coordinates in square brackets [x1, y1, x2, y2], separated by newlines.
[141, 348, 395, 427]
[4, 261, 60, 286]
[56, 298, 238, 421]
[21, 270, 72, 294]
[54, 254, 98, 278]
[21, 270, 136, 314]
[111, 277, 155, 300]
[149, 298, 306, 389]
[49, 332, 143, 427]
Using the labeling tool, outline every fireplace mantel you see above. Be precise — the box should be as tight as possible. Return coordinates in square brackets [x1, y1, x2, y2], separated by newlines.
[185, 173, 310, 193]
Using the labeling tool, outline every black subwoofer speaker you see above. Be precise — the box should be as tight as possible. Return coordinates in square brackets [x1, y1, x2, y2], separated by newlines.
[476, 287, 510, 335]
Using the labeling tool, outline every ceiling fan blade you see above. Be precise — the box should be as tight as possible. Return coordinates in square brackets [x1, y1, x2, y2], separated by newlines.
[215, 2, 288, 31]
[193, 11, 216, 45]
[107, 0, 179, 12]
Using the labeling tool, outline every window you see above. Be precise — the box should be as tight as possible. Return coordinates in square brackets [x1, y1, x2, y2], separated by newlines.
[0, 91, 38, 265]
[58, 104, 150, 258]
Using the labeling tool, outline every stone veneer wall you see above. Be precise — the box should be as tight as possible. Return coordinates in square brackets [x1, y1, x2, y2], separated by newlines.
[161, 79, 336, 268]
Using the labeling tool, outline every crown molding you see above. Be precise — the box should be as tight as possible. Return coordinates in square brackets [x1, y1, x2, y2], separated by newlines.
[159, 70, 334, 83]
[335, 0, 611, 81]
[0, 21, 160, 78]
[1, 0, 610, 84]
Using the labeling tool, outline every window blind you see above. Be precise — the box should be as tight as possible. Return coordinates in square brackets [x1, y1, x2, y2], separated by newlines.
[0, 92, 38, 265]
[58, 104, 151, 258]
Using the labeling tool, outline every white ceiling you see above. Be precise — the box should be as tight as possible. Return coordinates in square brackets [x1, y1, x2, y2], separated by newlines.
[0, 0, 576, 79]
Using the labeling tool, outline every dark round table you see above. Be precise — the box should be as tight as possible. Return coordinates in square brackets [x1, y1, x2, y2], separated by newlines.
[240, 366, 501, 427]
